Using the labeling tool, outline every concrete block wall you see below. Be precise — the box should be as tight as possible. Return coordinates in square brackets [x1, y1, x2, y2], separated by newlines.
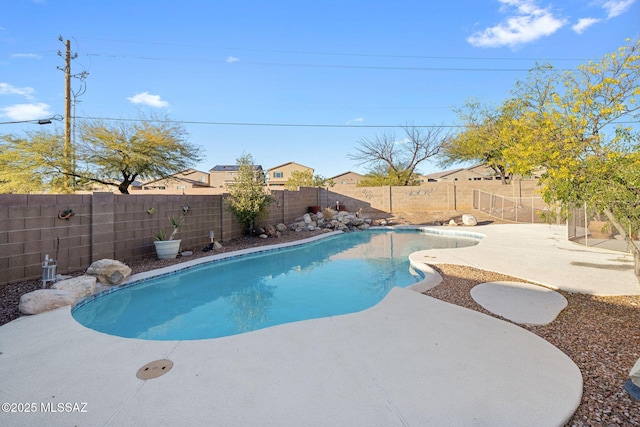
[325, 180, 542, 213]
[0, 180, 545, 286]
[1, 194, 92, 284]
[0, 190, 318, 285]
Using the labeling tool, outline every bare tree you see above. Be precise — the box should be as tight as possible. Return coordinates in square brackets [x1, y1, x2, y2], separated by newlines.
[349, 124, 449, 186]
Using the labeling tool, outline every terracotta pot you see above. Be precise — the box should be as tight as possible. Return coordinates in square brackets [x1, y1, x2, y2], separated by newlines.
[308, 206, 321, 214]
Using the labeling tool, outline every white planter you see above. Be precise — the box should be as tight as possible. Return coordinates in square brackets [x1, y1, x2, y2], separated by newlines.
[154, 240, 181, 260]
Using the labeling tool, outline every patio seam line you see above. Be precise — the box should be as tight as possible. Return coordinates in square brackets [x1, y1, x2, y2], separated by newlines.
[329, 316, 410, 427]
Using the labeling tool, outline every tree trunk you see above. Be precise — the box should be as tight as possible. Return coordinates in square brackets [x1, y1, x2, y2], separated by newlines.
[118, 181, 131, 194]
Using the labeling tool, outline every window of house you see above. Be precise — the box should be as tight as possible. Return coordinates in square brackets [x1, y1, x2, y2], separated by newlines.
[273, 171, 284, 178]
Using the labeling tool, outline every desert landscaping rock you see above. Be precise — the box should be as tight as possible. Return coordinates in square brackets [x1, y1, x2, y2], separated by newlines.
[19, 289, 77, 315]
[85, 259, 132, 285]
[462, 214, 478, 226]
[51, 275, 97, 300]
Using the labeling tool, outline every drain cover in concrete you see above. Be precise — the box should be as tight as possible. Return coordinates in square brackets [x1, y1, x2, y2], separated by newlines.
[137, 359, 173, 380]
[471, 281, 567, 325]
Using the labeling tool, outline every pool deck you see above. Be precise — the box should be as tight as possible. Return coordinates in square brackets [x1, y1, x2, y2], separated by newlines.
[0, 224, 638, 426]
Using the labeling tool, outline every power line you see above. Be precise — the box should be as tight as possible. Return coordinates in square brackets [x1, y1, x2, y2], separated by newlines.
[74, 116, 638, 128]
[78, 36, 595, 62]
[75, 116, 466, 128]
[84, 52, 572, 72]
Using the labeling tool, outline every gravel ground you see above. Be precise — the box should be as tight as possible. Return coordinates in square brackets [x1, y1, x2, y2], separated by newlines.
[1, 211, 639, 425]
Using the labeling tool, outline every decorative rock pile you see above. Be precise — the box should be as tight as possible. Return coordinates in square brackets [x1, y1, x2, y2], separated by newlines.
[288, 210, 372, 233]
[19, 259, 132, 315]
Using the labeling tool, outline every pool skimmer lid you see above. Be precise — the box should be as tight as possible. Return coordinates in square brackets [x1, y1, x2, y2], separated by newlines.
[137, 359, 173, 380]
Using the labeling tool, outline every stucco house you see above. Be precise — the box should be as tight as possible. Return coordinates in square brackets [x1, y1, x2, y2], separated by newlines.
[266, 162, 314, 188]
[330, 171, 365, 186]
[209, 164, 264, 188]
[422, 164, 500, 182]
[141, 168, 211, 191]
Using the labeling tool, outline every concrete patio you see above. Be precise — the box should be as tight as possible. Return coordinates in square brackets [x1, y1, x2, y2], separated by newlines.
[1, 223, 637, 426]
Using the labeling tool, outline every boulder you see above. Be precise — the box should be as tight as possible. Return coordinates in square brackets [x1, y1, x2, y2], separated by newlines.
[449, 219, 458, 226]
[276, 223, 287, 232]
[303, 213, 312, 224]
[52, 275, 97, 300]
[289, 221, 306, 232]
[462, 214, 478, 226]
[264, 224, 277, 236]
[86, 259, 132, 285]
[19, 289, 77, 315]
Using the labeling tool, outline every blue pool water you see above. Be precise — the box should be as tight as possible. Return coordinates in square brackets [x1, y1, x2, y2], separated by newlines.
[72, 229, 479, 340]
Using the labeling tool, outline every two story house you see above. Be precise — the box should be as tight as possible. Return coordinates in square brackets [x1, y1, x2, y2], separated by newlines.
[267, 162, 314, 188]
[209, 164, 265, 188]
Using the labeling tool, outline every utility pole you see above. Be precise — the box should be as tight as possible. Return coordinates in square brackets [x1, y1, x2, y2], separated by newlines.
[63, 38, 72, 190]
[58, 36, 81, 191]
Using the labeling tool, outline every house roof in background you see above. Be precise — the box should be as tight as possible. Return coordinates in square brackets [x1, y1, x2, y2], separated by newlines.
[267, 161, 313, 171]
[210, 165, 263, 172]
[330, 171, 364, 179]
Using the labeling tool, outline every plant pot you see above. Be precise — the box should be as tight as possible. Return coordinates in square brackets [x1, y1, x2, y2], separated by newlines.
[154, 239, 181, 260]
[588, 221, 613, 239]
[308, 206, 321, 214]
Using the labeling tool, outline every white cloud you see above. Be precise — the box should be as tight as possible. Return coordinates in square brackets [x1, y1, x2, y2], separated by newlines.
[1, 103, 52, 120]
[602, 0, 635, 18]
[0, 82, 35, 99]
[11, 53, 42, 59]
[346, 117, 364, 125]
[572, 17, 601, 34]
[226, 56, 239, 63]
[467, 0, 566, 48]
[127, 92, 169, 108]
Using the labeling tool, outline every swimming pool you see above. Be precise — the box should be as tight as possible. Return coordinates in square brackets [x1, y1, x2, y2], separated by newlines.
[72, 228, 480, 340]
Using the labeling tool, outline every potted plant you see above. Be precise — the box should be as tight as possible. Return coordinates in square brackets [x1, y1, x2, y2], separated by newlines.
[153, 216, 184, 259]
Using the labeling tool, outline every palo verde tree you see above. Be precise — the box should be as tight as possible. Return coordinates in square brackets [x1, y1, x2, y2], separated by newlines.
[0, 128, 69, 193]
[349, 124, 448, 186]
[506, 39, 640, 275]
[285, 170, 334, 190]
[76, 115, 202, 194]
[226, 153, 275, 234]
[0, 115, 202, 194]
[439, 99, 524, 184]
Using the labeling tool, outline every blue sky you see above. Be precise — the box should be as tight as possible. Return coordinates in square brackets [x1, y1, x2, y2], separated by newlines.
[1, 0, 638, 178]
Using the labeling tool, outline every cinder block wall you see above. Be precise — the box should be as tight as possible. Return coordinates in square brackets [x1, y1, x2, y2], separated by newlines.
[0, 189, 320, 285]
[0, 180, 543, 285]
[324, 180, 541, 213]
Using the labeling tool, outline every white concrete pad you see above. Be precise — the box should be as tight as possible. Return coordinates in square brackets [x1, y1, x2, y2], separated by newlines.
[471, 281, 568, 325]
[0, 288, 582, 427]
[408, 224, 640, 296]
